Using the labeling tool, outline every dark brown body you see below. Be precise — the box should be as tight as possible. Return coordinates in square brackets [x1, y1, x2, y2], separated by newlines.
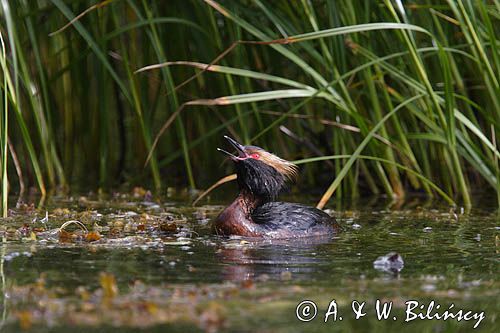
[214, 194, 262, 237]
[214, 194, 337, 239]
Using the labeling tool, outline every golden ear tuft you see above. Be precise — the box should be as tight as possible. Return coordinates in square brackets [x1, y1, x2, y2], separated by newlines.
[259, 151, 299, 182]
[277, 160, 299, 182]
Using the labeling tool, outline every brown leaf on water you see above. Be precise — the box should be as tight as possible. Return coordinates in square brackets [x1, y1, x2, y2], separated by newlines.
[32, 273, 47, 296]
[110, 219, 124, 235]
[240, 280, 255, 290]
[159, 222, 177, 233]
[140, 213, 153, 222]
[138, 301, 158, 315]
[85, 231, 101, 242]
[112, 219, 125, 228]
[99, 272, 118, 300]
[17, 311, 32, 330]
[58, 229, 74, 243]
[109, 228, 122, 236]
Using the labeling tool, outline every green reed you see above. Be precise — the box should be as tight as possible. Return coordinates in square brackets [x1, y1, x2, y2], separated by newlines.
[0, 0, 498, 210]
[1, 31, 8, 217]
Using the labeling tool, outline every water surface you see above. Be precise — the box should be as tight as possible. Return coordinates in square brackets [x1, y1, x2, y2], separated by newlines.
[0, 193, 498, 332]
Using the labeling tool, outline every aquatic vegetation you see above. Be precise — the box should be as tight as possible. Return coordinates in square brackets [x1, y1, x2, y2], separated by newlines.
[4, 273, 496, 332]
[0, 195, 498, 332]
[0, 1, 497, 210]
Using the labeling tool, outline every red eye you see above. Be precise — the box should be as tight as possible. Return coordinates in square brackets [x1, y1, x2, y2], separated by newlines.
[250, 153, 260, 159]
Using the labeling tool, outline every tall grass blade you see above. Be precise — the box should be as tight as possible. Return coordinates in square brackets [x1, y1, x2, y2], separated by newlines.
[0, 32, 8, 217]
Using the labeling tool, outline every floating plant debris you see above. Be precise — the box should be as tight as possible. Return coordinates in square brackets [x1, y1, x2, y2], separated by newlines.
[373, 252, 405, 274]
[0, 197, 498, 332]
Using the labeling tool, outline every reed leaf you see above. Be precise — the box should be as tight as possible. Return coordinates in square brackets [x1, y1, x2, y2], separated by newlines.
[0, 0, 497, 206]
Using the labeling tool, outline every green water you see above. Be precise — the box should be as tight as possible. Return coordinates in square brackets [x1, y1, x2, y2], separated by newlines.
[0, 194, 498, 332]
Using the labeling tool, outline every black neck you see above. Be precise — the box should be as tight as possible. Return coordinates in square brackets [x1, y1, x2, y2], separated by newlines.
[236, 159, 286, 202]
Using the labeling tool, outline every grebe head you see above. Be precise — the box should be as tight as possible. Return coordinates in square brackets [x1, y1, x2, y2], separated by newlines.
[218, 136, 298, 201]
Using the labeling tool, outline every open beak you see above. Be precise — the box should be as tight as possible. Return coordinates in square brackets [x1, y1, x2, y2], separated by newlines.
[224, 136, 246, 156]
[217, 136, 248, 160]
